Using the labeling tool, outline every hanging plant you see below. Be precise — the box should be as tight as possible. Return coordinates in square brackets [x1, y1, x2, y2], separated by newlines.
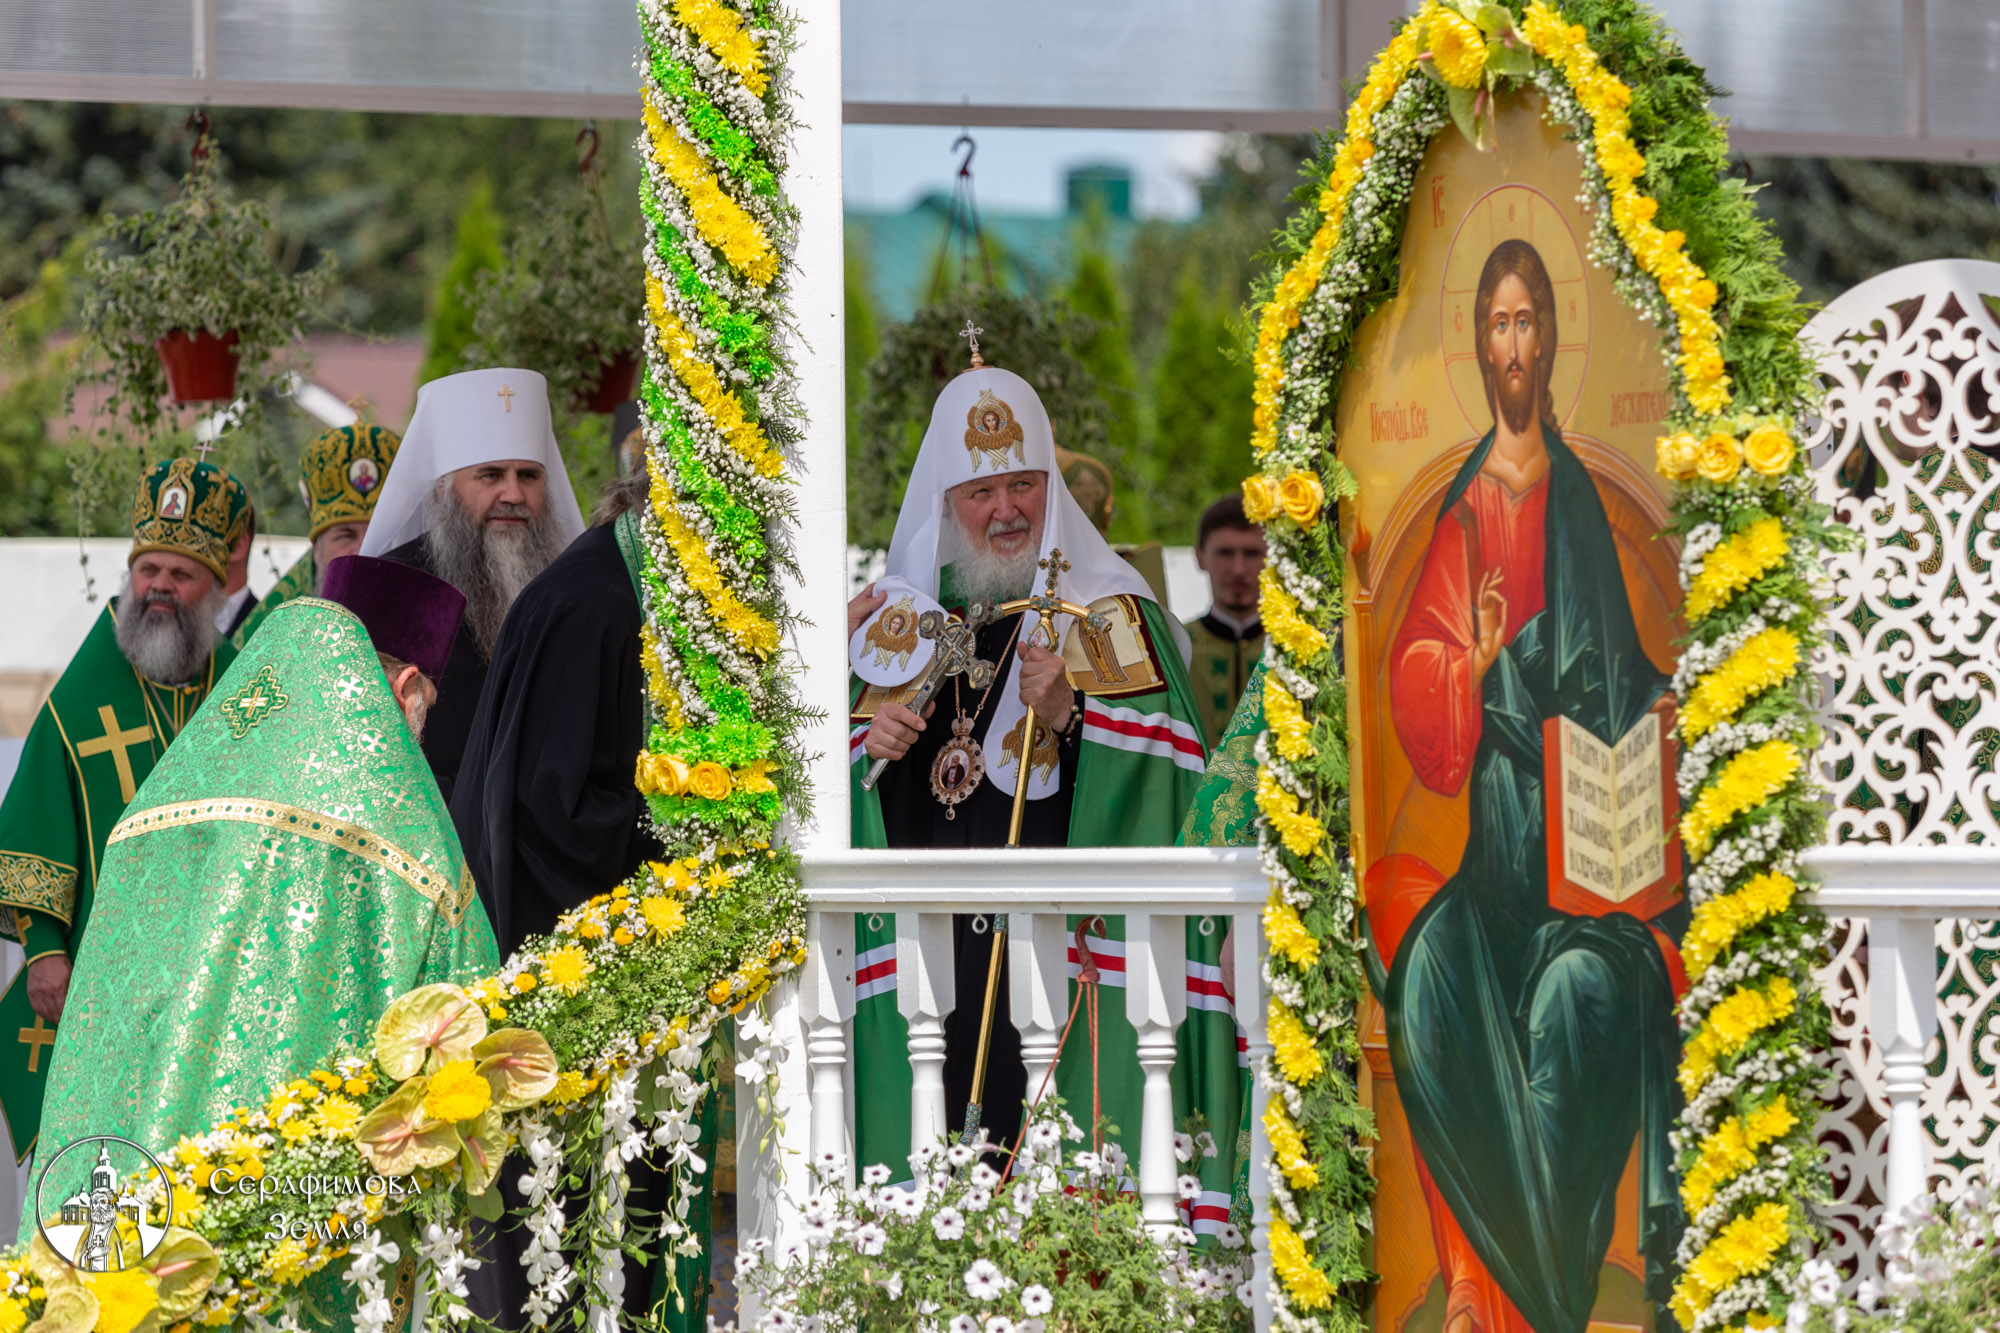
[851, 288, 1110, 548]
[74, 136, 330, 441]
[467, 155, 646, 417]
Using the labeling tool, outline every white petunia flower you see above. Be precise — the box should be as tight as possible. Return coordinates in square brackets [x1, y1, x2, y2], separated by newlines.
[864, 1164, 892, 1186]
[949, 1317, 979, 1333]
[932, 1207, 967, 1240]
[1020, 1285, 1053, 1316]
[1176, 1175, 1203, 1201]
[852, 1223, 888, 1256]
[879, 1273, 903, 1301]
[947, 1143, 977, 1167]
[1235, 1280, 1257, 1308]
[963, 1260, 1009, 1301]
[985, 1319, 1016, 1333]
[1173, 1132, 1195, 1163]
[961, 1187, 992, 1213]
[1216, 1223, 1245, 1250]
[970, 1163, 1002, 1190]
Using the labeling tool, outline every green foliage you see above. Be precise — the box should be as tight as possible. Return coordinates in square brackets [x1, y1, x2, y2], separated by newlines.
[420, 183, 502, 386]
[0, 257, 84, 535]
[845, 244, 880, 476]
[74, 149, 332, 443]
[1064, 218, 1141, 479]
[1138, 265, 1254, 545]
[466, 181, 643, 415]
[850, 288, 1108, 549]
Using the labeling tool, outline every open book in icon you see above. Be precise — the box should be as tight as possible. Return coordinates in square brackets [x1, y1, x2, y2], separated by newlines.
[1543, 701, 1682, 921]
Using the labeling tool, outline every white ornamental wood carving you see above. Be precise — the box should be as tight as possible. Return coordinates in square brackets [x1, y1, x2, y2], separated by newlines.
[1800, 258, 2000, 1283]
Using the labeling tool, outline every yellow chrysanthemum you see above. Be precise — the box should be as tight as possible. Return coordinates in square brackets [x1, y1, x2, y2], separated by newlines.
[640, 895, 687, 937]
[544, 1070, 594, 1107]
[263, 1237, 312, 1286]
[641, 95, 777, 285]
[1671, 1201, 1791, 1326]
[1268, 1000, 1323, 1084]
[1682, 628, 1801, 738]
[1685, 517, 1789, 621]
[1680, 976, 1798, 1097]
[1265, 893, 1321, 968]
[1269, 1215, 1335, 1308]
[542, 946, 594, 995]
[421, 1059, 493, 1124]
[1682, 872, 1795, 982]
[1256, 771, 1326, 857]
[84, 1269, 160, 1333]
[1427, 9, 1489, 87]
[1681, 1098, 1797, 1215]
[1681, 739, 1800, 861]
[0, 1296, 24, 1333]
[1264, 1101, 1320, 1190]
[646, 458, 783, 658]
[279, 1116, 314, 1145]
[670, 0, 769, 95]
[1259, 568, 1329, 661]
[1263, 676, 1317, 761]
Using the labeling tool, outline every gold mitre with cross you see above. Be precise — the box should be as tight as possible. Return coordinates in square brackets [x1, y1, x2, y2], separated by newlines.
[128, 455, 249, 581]
[299, 424, 400, 540]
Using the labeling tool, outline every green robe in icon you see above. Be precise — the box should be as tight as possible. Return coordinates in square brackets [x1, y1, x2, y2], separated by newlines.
[33, 597, 498, 1242]
[0, 603, 232, 1163]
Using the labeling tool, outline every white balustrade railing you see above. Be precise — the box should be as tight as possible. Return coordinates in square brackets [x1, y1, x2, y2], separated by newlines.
[738, 846, 1273, 1326]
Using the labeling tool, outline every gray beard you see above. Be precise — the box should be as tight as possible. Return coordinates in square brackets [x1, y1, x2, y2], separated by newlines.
[115, 577, 223, 685]
[941, 512, 1040, 605]
[420, 483, 566, 659]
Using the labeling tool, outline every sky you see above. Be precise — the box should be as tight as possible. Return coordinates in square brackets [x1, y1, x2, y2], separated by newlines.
[842, 125, 1225, 219]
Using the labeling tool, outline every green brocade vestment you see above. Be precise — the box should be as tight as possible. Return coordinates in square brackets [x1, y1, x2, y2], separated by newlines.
[0, 603, 231, 1162]
[35, 597, 499, 1208]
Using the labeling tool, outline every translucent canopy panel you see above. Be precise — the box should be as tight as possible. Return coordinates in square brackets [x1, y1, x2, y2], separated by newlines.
[841, 0, 1326, 113]
[0, 0, 1995, 159]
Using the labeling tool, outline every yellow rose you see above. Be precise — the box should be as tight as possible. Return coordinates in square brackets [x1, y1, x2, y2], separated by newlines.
[655, 755, 691, 796]
[1654, 432, 1701, 480]
[1695, 432, 1742, 483]
[1242, 474, 1282, 522]
[1742, 424, 1794, 476]
[687, 761, 733, 802]
[1277, 471, 1325, 527]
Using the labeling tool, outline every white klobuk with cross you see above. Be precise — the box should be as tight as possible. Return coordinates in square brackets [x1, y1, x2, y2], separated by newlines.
[1797, 258, 2000, 1289]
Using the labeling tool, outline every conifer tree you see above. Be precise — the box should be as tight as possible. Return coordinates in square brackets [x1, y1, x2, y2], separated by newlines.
[1143, 265, 1253, 547]
[420, 183, 502, 384]
[1063, 219, 1142, 507]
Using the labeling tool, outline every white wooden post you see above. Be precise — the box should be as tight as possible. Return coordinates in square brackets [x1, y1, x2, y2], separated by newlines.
[801, 910, 856, 1183]
[1124, 912, 1187, 1235]
[1232, 907, 1273, 1332]
[1868, 913, 1940, 1220]
[898, 911, 957, 1157]
[1010, 911, 1070, 1112]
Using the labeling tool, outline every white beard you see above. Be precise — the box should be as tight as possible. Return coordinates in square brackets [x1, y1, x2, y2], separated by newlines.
[940, 510, 1041, 604]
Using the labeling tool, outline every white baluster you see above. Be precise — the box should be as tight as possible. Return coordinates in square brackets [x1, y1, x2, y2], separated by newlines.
[1868, 913, 1940, 1220]
[1124, 912, 1187, 1236]
[897, 911, 956, 1155]
[1233, 907, 1272, 1333]
[1009, 912, 1069, 1113]
[801, 910, 856, 1184]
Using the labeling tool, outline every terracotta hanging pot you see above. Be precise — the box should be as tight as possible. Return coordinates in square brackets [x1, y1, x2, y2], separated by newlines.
[154, 329, 242, 404]
[578, 348, 641, 414]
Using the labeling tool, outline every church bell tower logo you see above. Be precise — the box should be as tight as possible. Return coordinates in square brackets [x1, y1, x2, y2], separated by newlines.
[35, 1136, 173, 1270]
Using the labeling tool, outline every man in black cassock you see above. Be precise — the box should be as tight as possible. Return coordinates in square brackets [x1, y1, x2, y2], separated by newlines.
[357, 368, 583, 800]
[450, 471, 710, 1331]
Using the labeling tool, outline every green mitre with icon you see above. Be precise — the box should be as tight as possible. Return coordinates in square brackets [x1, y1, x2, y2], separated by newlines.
[300, 423, 399, 539]
[128, 456, 251, 582]
[232, 424, 402, 648]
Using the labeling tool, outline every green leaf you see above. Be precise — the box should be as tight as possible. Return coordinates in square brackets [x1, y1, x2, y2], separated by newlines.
[1445, 85, 1485, 148]
[1484, 39, 1533, 77]
[1471, 3, 1514, 36]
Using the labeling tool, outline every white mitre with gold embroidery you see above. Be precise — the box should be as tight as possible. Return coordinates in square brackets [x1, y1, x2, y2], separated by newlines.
[359, 367, 585, 556]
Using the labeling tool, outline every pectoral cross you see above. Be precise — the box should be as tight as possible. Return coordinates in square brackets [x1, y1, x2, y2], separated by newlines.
[77, 705, 153, 802]
[17, 1015, 54, 1074]
[856, 600, 998, 793]
[193, 439, 217, 464]
[960, 319, 985, 369]
[497, 383, 516, 413]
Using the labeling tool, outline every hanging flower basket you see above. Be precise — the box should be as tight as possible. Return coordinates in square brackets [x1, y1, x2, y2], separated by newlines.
[153, 328, 243, 404]
[578, 348, 640, 414]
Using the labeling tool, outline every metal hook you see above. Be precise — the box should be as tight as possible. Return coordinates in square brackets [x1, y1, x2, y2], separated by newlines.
[577, 120, 601, 179]
[952, 132, 976, 180]
[186, 109, 211, 165]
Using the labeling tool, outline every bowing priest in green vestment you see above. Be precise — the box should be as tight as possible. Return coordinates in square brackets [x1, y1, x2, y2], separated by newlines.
[0, 457, 247, 1164]
[35, 559, 497, 1254]
[231, 423, 401, 649]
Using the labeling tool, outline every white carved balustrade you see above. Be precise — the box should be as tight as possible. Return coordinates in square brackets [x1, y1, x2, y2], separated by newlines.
[1798, 258, 2000, 1282]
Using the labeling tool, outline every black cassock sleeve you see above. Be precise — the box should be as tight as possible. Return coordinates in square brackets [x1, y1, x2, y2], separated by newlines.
[451, 523, 662, 957]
